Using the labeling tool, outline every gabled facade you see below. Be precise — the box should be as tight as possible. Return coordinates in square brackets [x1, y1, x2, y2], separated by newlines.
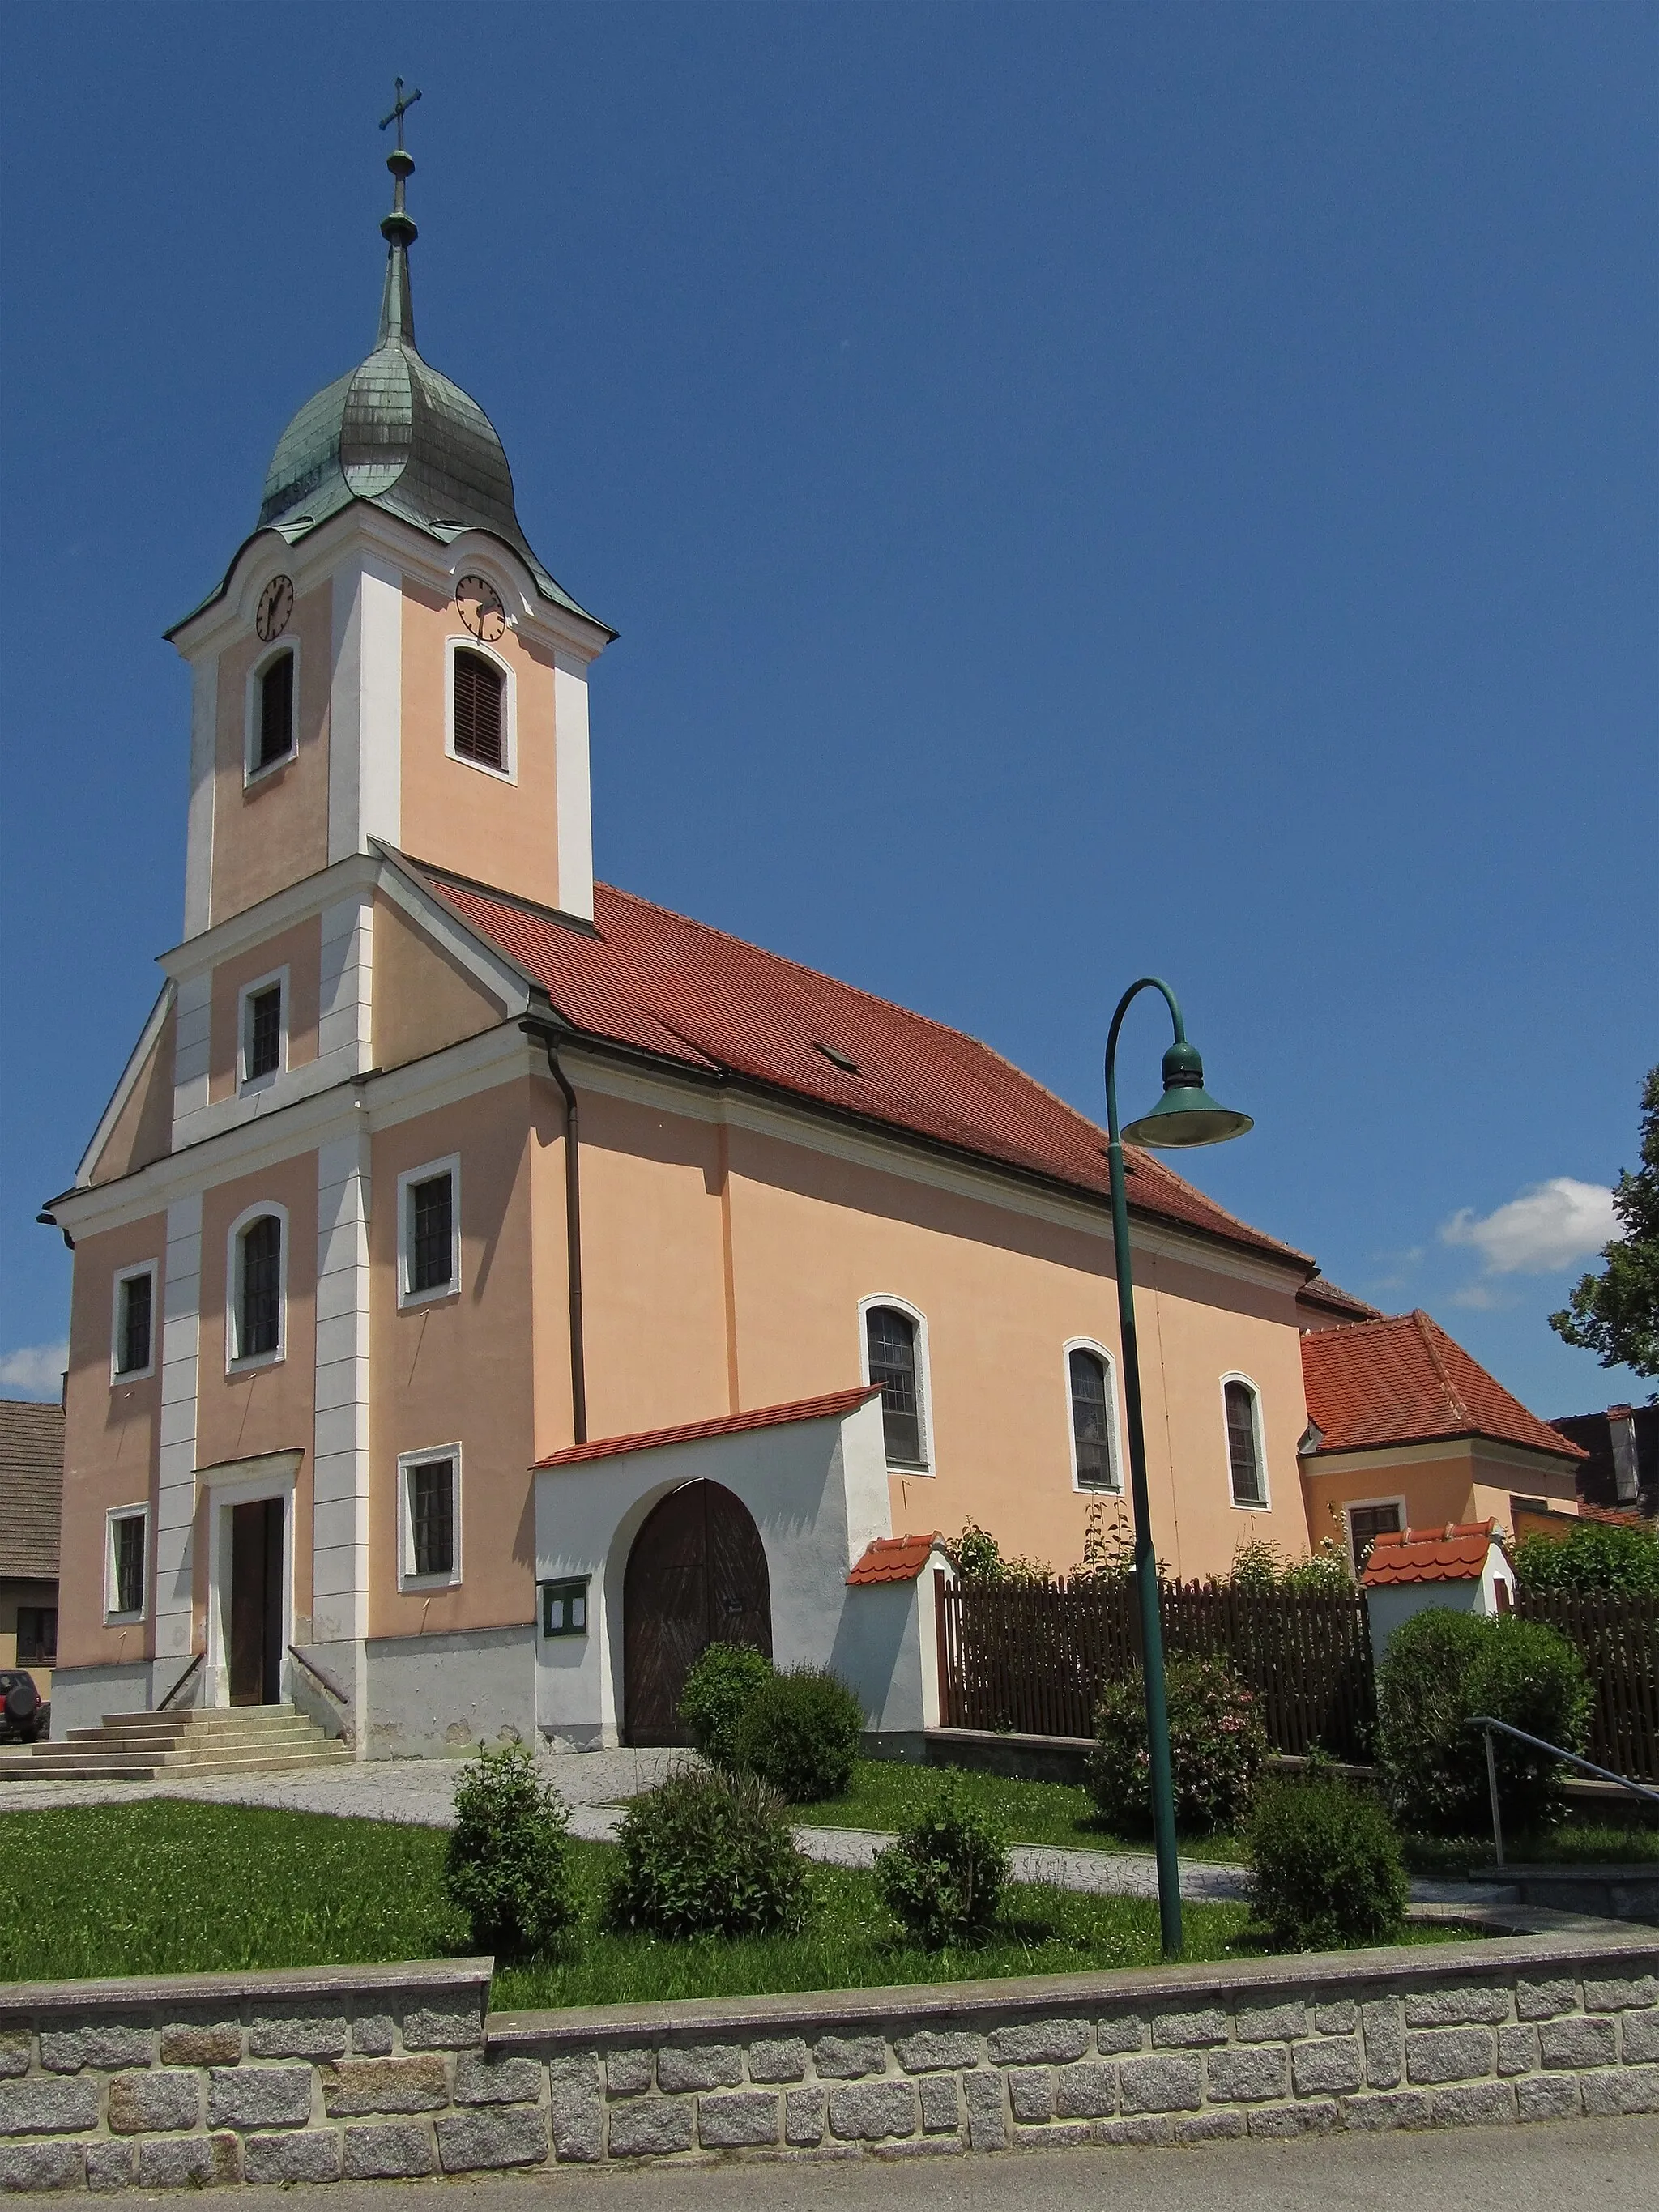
[46, 140, 1518, 1755]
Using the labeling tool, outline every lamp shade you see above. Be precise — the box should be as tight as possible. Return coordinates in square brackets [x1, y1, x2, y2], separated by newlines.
[1120, 1040, 1253, 1149]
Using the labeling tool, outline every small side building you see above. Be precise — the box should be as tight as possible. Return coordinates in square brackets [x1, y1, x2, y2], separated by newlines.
[1298, 1310, 1586, 1571]
[0, 1398, 63, 1699]
[1360, 1518, 1516, 1662]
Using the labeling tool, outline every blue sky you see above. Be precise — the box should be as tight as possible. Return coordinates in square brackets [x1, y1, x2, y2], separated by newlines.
[1, 4, 1653, 1415]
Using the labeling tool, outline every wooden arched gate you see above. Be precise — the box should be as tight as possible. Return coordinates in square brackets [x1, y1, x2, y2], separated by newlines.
[621, 1481, 772, 1745]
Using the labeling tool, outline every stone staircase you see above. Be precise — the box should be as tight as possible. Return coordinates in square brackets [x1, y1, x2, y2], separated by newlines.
[0, 1704, 351, 1781]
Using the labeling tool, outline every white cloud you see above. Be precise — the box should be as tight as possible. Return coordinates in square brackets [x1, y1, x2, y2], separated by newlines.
[0, 1342, 68, 1396]
[1441, 1178, 1616, 1276]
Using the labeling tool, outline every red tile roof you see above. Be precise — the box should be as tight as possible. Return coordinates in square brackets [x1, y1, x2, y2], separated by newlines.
[1300, 1311, 1586, 1462]
[847, 1534, 942, 1586]
[1296, 1276, 1384, 1323]
[1362, 1520, 1505, 1588]
[534, 1387, 881, 1468]
[412, 861, 1311, 1272]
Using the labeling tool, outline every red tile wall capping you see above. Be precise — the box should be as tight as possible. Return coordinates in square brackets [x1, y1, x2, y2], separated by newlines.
[1361, 1519, 1504, 1588]
[847, 1534, 942, 1586]
[534, 1386, 881, 1468]
[412, 862, 1315, 1271]
[1300, 1311, 1588, 1460]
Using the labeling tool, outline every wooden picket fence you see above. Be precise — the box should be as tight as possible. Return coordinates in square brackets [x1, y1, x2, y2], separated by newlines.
[1514, 1588, 1659, 1784]
[936, 1576, 1376, 1762]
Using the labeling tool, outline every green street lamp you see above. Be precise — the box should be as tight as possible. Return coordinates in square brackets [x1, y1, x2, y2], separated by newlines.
[1105, 978, 1252, 1958]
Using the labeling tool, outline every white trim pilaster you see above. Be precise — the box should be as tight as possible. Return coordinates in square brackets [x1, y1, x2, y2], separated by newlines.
[154, 1193, 203, 1664]
[170, 972, 212, 1150]
[183, 654, 218, 938]
[329, 557, 403, 864]
[552, 650, 594, 923]
[312, 1132, 372, 1655]
[318, 893, 374, 1075]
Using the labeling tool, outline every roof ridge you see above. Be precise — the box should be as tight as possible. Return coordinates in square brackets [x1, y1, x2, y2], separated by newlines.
[1412, 1307, 1474, 1430]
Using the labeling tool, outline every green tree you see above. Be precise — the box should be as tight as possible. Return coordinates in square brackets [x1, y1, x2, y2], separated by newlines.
[1550, 1065, 1659, 1383]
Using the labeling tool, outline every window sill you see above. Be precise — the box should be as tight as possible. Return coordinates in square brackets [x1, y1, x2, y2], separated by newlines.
[1230, 1497, 1272, 1511]
[887, 1460, 932, 1477]
[244, 749, 296, 792]
[1075, 1481, 1124, 1496]
[399, 1284, 459, 1313]
[110, 1368, 156, 1388]
[443, 744, 516, 786]
[228, 1349, 284, 1376]
[104, 1611, 145, 1628]
[399, 1573, 461, 1593]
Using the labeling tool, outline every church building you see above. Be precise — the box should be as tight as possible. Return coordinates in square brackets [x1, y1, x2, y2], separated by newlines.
[41, 139, 1583, 1757]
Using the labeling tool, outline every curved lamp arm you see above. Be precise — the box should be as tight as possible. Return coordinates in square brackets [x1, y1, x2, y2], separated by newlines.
[1104, 977, 1186, 1148]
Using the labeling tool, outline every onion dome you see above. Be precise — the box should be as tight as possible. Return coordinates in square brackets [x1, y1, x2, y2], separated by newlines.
[251, 133, 604, 629]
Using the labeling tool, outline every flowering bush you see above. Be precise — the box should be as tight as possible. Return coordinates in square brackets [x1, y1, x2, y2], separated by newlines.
[953, 1521, 1052, 1588]
[1087, 1656, 1267, 1834]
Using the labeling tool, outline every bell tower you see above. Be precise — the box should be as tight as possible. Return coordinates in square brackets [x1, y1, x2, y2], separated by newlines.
[164, 104, 616, 939]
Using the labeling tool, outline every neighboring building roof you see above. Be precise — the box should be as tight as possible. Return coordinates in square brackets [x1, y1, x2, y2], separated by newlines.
[0, 1399, 63, 1581]
[416, 861, 1315, 1274]
[847, 1534, 942, 1586]
[1295, 1276, 1384, 1323]
[1362, 1519, 1505, 1588]
[1300, 1310, 1587, 1462]
[534, 1386, 881, 1469]
[1548, 1404, 1659, 1517]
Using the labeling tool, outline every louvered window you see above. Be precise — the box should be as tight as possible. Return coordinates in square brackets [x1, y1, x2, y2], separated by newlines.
[115, 1270, 152, 1378]
[409, 1172, 454, 1294]
[1225, 1379, 1265, 1506]
[1069, 1347, 1115, 1490]
[409, 1458, 455, 1579]
[453, 649, 505, 769]
[866, 1305, 924, 1467]
[257, 651, 295, 769]
[237, 1215, 283, 1360]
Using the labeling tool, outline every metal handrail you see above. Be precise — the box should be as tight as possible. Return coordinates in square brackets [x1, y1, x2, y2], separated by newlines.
[1466, 1714, 1659, 1868]
[286, 1644, 351, 1708]
[155, 1652, 203, 1714]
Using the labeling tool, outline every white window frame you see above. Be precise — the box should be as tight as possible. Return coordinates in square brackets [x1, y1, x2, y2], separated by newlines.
[1220, 1372, 1271, 1510]
[237, 965, 289, 1095]
[1341, 1494, 1409, 1576]
[1063, 1336, 1123, 1494]
[858, 1292, 933, 1475]
[397, 1153, 462, 1310]
[225, 1200, 288, 1373]
[244, 639, 301, 786]
[399, 1445, 463, 1590]
[444, 633, 518, 784]
[104, 1502, 151, 1624]
[109, 1259, 159, 1386]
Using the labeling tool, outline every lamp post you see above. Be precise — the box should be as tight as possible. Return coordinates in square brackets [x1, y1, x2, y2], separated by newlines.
[1105, 978, 1252, 1958]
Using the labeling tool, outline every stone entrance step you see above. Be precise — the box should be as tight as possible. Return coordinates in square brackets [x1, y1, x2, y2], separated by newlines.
[0, 1702, 351, 1782]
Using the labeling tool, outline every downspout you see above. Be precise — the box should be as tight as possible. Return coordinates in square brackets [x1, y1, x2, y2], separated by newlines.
[526, 1024, 586, 1443]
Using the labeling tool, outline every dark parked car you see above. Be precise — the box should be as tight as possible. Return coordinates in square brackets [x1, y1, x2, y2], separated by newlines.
[0, 1670, 49, 1745]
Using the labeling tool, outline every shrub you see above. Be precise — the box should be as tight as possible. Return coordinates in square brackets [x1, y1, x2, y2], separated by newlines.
[1376, 1609, 1593, 1836]
[954, 1521, 1052, 1588]
[1515, 1522, 1659, 1596]
[1228, 1533, 1352, 1594]
[873, 1779, 1010, 1947]
[606, 1764, 807, 1937]
[443, 1741, 574, 1955]
[731, 1664, 867, 1802]
[1246, 1770, 1407, 1951]
[677, 1642, 774, 1769]
[1087, 1656, 1268, 1834]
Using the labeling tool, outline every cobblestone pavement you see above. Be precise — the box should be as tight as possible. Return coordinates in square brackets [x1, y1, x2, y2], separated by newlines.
[0, 1751, 1525, 1907]
[114, 2115, 1659, 2209]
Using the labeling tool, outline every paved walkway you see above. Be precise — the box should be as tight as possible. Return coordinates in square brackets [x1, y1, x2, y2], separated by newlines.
[0, 1749, 1525, 1910]
[119, 2116, 1659, 2210]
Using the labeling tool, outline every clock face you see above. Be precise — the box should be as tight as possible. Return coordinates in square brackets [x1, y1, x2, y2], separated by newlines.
[456, 574, 507, 644]
[255, 574, 295, 643]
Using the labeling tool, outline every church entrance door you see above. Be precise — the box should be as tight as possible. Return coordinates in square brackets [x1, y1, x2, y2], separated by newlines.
[622, 1481, 772, 1745]
[228, 1498, 284, 1706]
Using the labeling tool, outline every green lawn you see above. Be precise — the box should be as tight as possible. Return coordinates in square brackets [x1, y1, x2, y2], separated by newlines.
[0, 1802, 1256, 2009]
[791, 1759, 1248, 1863]
[1401, 1822, 1659, 1877]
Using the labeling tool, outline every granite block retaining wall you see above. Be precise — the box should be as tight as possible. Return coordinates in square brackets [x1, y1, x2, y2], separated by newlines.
[2, 1935, 1656, 2187]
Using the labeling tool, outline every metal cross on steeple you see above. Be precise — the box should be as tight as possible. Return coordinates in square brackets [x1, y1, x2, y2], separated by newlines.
[379, 78, 422, 150]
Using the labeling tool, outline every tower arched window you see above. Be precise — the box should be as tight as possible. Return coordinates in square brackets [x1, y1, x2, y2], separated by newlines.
[256, 650, 296, 771]
[232, 1213, 284, 1364]
[864, 1302, 928, 1468]
[452, 648, 505, 770]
